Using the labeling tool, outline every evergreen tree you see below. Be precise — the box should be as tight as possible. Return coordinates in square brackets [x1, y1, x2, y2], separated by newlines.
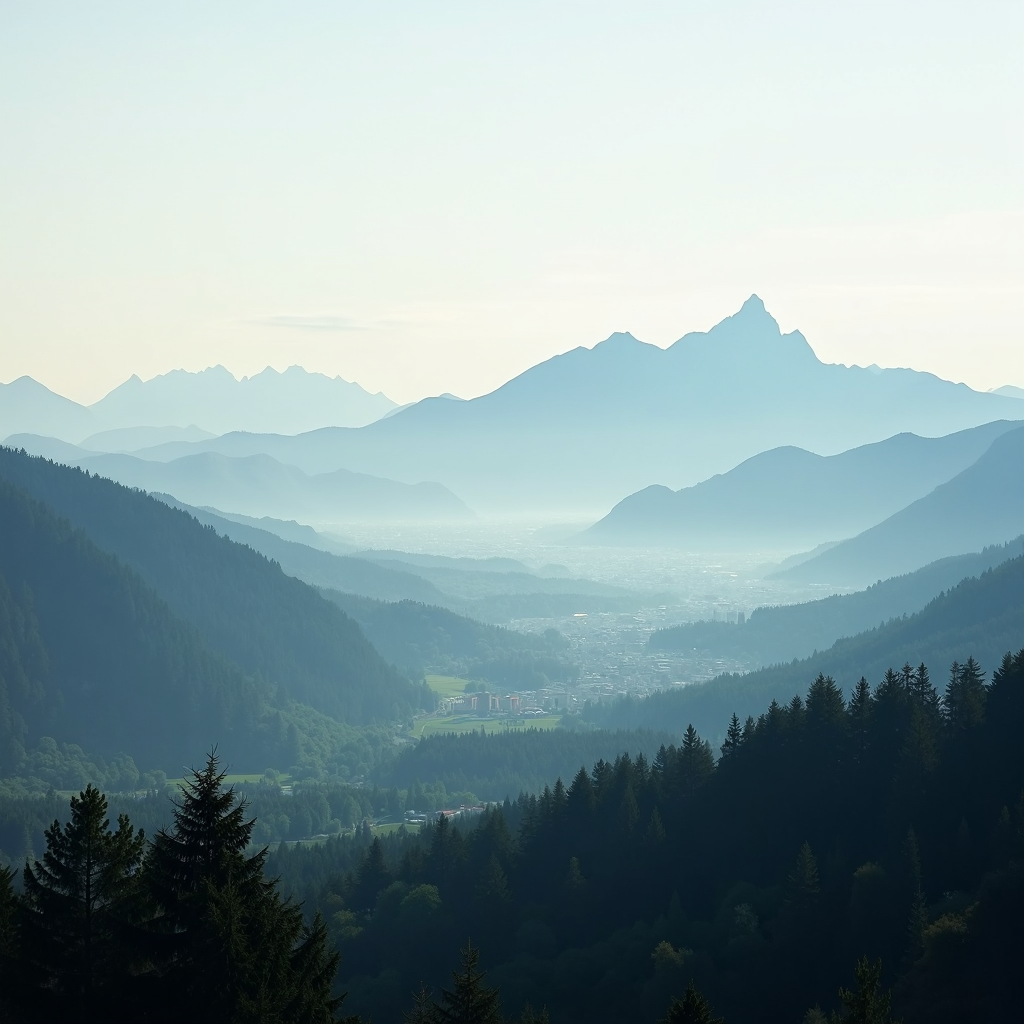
[786, 842, 820, 912]
[720, 714, 743, 759]
[678, 725, 714, 798]
[431, 940, 503, 1024]
[20, 784, 145, 1020]
[830, 956, 899, 1024]
[145, 751, 342, 1022]
[943, 656, 986, 734]
[660, 979, 725, 1023]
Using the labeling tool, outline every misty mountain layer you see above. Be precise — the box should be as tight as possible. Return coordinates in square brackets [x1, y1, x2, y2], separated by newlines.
[0, 364, 397, 443]
[584, 420, 1021, 549]
[103, 297, 1024, 513]
[776, 425, 1024, 586]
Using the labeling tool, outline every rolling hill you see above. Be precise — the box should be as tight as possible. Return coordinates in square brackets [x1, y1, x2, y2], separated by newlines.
[583, 420, 1021, 549]
[777, 425, 1024, 586]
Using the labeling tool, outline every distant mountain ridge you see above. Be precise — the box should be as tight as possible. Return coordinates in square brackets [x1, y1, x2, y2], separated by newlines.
[3, 438, 473, 522]
[99, 297, 1024, 513]
[583, 420, 1022, 549]
[1, 364, 397, 443]
[776, 425, 1024, 586]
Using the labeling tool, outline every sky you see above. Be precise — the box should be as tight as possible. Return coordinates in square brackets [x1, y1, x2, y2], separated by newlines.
[1, 1, 1022, 406]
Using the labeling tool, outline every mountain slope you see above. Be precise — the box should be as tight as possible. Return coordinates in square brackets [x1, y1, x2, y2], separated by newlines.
[154, 496, 450, 605]
[584, 420, 1021, 549]
[2, 440, 473, 522]
[0, 480, 269, 771]
[113, 297, 1024, 513]
[650, 537, 1023, 666]
[0, 377, 98, 443]
[778, 426, 1024, 586]
[589, 555, 1024, 741]
[0, 447, 421, 724]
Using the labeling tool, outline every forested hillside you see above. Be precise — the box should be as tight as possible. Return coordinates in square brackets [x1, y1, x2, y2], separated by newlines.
[374, 728, 675, 801]
[0, 448, 424, 723]
[593, 555, 1024, 739]
[271, 650, 1024, 1023]
[650, 537, 1023, 667]
[324, 592, 576, 685]
[0, 481, 269, 771]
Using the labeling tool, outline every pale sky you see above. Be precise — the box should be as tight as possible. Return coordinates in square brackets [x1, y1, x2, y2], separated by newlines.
[1, 1, 1021, 406]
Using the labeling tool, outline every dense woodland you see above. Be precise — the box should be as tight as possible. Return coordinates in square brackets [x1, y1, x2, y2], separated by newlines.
[589, 555, 1024, 742]
[324, 592, 579, 688]
[0, 448, 427, 726]
[268, 650, 1024, 1023]
[648, 538, 1022, 666]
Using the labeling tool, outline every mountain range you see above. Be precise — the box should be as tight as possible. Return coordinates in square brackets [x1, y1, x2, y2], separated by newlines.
[777, 425, 1024, 586]
[75, 297, 1021, 514]
[582, 420, 1021, 549]
[0, 364, 397, 443]
[4, 439, 472, 522]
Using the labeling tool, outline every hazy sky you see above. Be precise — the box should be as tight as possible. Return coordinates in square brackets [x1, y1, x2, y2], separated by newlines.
[2, 2, 1021, 405]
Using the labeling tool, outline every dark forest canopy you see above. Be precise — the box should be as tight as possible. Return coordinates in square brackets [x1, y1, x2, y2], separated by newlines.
[0, 447, 423, 724]
[590, 555, 1024, 740]
[269, 649, 1024, 1024]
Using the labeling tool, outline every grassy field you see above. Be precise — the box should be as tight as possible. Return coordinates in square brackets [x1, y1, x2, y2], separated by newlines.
[410, 714, 562, 739]
[425, 673, 473, 697]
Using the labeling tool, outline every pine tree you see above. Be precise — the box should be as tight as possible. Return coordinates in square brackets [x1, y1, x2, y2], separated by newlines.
[943, 656, 986, 733]
[720, 714, 743, 759]
[145, 751, 342, 1022]
[431, 940, 503, 1024]
[830, 956, 899, 1024]
[660, 979, 725, 1023]
[787, 842, 820, 914]
[20, 784, 145, 1020]
[678, 725, 714, 798]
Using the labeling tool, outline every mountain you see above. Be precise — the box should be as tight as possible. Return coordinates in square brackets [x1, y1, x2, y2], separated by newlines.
[650, 537, 1023, 667]
[0, 447, 423, 725]
[103, 297, 1024, 513]
[589, 554, 1024, 741]
[990, 384, 1024, 400]
[80, 424, 216, 451]
[582, 420, 1021, 549]
[3, 440, 473, 522]
[0, 377, 98, 443]
[777, 426, 1024, 586]
[152, 495, 450, 605]
[0, 479, 271, 771]
[89, 364, 397, 434]
[1, 365, 398, 445]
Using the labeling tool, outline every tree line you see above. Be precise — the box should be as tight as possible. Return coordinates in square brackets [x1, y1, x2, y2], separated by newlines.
[0, 753, 344, 1023]
[269, 650, 1023, 1023]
